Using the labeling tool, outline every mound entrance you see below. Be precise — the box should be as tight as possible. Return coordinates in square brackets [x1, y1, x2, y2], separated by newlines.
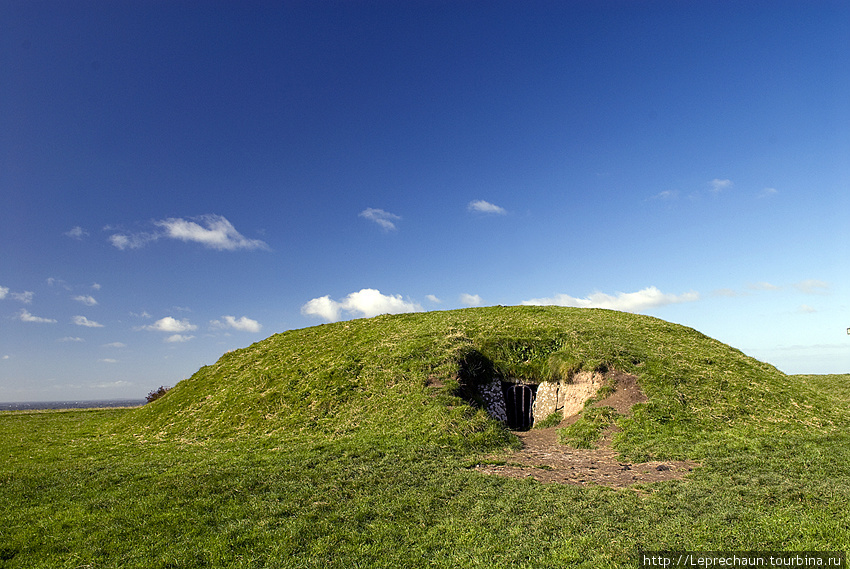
[476, 373, 606, 430]
[456, 349, 609, 430]
[471, 371, 699, 488]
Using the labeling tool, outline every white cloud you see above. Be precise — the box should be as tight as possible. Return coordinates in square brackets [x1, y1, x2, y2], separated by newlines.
[709, 179, 733, 194]
[98, 358, 118, 364]
[793, 279, 830, 295]
[301, 289, 423, 322]
[73, 295, 98, 306]
[11, 291, 33, 304]
[90, 380, 131, 388]
[73, 315, 104, 328]
[165, 334, 194, 343]
[522, 286, 700, 313]
[759, 187, 778, 198]
[155, 215, 269, 251]
[109, 214, 268, 251]
[102, 342, 127, 348]
[798, 305, 817, 314]
[425, 294, 442, 304]
[18, 309, 57, 323]
[747, 281, 780, 291]
[460, 293, 483, 307]
[109, 232, 159, 250]
[468, 200, 507, 215]
[711, 288, 741, 298]
[143, 317, 198, 333]
[46, 278, 71, 290]
[65, 226, 89, 240]
[301, 295, 341, 321]
[0, 286, 8, 299]
[359, 208, 401, 231]
[2, 355, 9, 360]
[650, 190, 678, 201]
[58, 337, 85, 342]
[91, 283, 102, 290]
[211, 316, 262, 333]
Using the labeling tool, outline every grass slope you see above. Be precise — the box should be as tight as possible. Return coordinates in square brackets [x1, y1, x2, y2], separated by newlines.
[120, 306, 837, 461]
[3, 306, 849, 567]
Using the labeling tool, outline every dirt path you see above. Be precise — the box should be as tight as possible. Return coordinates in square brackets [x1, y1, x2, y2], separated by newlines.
[472, 372, 699, 488]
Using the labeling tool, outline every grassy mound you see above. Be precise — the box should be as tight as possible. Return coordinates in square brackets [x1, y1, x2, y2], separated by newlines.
[119, 306, 842, 460]
[6, 306, 850, 565]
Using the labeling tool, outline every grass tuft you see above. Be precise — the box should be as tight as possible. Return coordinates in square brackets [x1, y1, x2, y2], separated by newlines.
[558, 406, 619, 448]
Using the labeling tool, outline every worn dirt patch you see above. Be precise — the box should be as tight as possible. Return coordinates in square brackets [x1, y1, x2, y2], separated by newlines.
[472, 371, 699, 488]
[594, 371, 647, 414]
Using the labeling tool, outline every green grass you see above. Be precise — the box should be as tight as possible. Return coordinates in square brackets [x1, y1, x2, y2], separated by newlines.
[2, 306, 849, 567]
[532, 411, 564, 430]
[558, 406, 619, 448]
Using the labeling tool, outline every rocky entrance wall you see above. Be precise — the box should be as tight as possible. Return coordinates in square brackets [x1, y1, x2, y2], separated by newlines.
[477, 371, 604, 429]
[532, 371, 604, 420]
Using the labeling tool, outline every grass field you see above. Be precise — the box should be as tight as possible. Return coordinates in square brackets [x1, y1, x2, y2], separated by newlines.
[2, 306, 849, 567]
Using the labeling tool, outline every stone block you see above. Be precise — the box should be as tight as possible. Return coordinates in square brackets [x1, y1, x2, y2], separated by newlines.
[531, 371, 604, 422]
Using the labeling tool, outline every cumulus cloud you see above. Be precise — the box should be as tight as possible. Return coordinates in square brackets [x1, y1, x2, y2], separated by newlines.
[98, 358, 118, 364]
[759, 187, 778, 198]
[155, 215, 269, 251]
[0, 287, 31, 303]
[359, 208, 401, 231]
[521, 286, 700, 313]
[301, 295, 342, 322]
[460, 293, 483, 307]
[102, 342, 127, 348]
[73, 315, 104, 328]
[18, 309, 57, 323]
[165, 334, 194, 343]
[709, 179, 733, 194]
[58, 337, 85, 342]
[210, 316, 262, 333]
[143, 317, 198, 333]
[425, 294, 442, 304]
[793, 279, 830, 295]
[65, 226, 89, 240]
[109, 214, 268, 251]
[73, 295, 98, 306]
[468, 200, 507, 215]
[301, 289, 423, 322]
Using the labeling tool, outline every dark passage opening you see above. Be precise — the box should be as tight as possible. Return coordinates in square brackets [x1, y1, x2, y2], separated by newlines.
[504, 384, 534, 430]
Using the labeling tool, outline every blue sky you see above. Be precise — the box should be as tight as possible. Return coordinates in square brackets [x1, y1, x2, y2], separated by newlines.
[2, 1, 848, 402]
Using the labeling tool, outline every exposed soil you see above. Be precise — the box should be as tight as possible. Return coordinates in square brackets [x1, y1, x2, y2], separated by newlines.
[472, 371, 699, 488]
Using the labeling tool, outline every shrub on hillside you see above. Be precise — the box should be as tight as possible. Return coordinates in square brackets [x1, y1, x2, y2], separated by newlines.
[145, 386, 171, 404]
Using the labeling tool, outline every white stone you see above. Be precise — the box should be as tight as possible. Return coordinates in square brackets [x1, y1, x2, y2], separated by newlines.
[531, 371, 604, 421]
[477, 379, 507, 423]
